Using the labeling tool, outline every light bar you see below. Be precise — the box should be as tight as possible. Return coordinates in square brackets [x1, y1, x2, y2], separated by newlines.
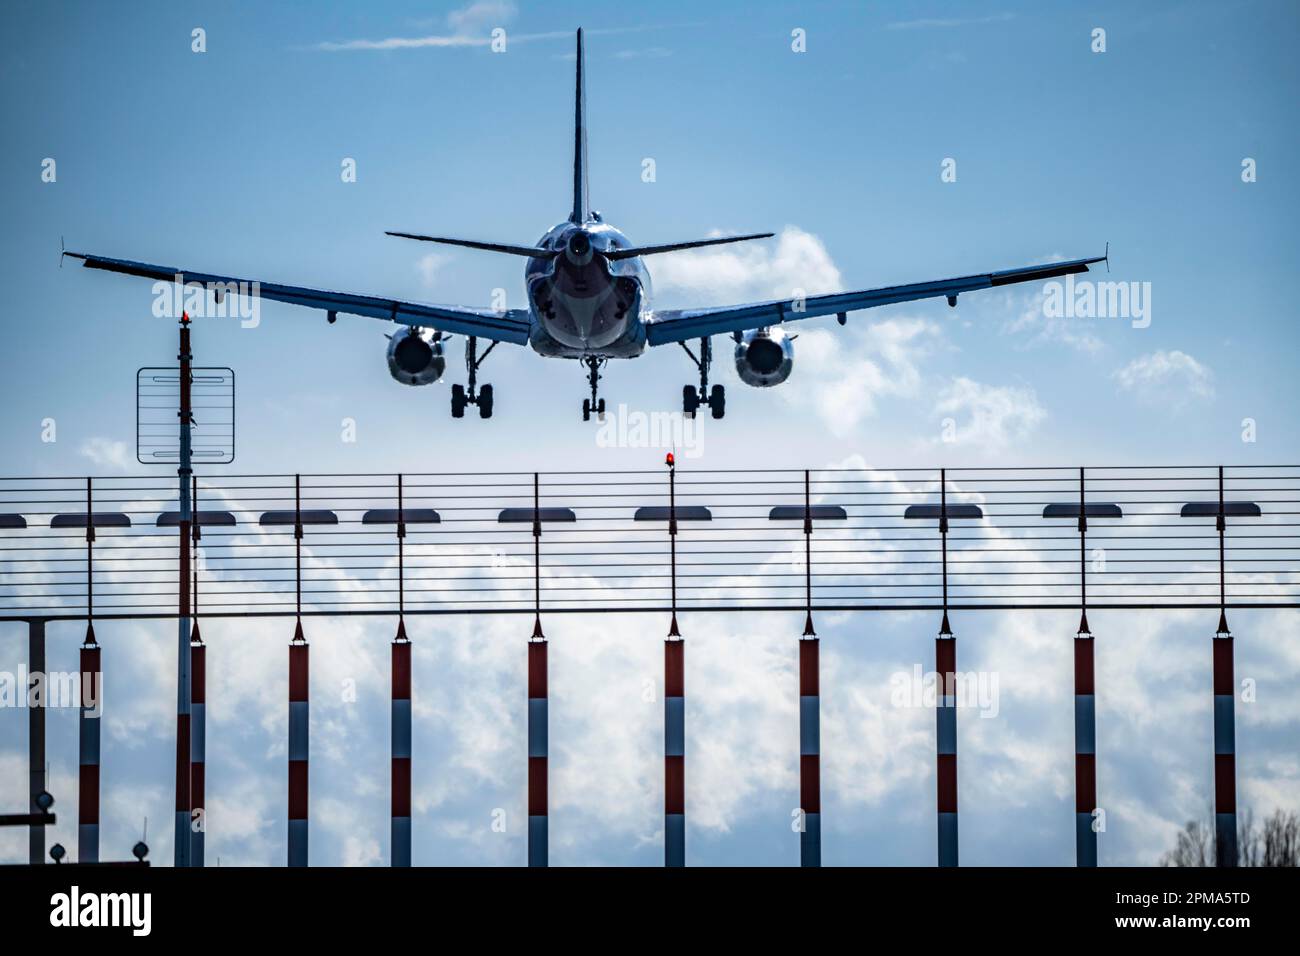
[498, 508, 576, 523]
[1180, 502, 1262, 518]
[362, 508, 441, 525]
[50, 513, 131, 528]
[156, 510, 237, 527]
[1042, 503, 1123, 519]
[259, 510, 338, 526]
[634, 506, 712, 521]
[904, 504, 983, 520]
[769, 505, 847, 521]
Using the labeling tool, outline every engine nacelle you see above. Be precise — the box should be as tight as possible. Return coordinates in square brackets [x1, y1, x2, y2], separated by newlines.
[386, 327, 446, 386]
[734, 327, 794, 387]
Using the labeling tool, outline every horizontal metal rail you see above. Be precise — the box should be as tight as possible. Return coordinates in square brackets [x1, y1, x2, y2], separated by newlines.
[1, 465, 1297, 621]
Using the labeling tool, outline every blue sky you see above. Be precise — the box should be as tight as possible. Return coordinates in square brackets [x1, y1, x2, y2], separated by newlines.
[1, 0, 1298, 866]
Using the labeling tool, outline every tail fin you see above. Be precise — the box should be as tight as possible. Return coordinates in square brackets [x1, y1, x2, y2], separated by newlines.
[570, 28, 588, 224]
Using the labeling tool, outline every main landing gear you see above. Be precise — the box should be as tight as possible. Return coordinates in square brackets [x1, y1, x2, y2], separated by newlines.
[451, 335, 497, 419]
[679, 336, 725, 419]
[581, 356, 607, 421]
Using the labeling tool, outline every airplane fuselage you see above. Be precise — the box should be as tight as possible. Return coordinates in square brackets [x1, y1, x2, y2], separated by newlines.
[525, 218, 652, 359]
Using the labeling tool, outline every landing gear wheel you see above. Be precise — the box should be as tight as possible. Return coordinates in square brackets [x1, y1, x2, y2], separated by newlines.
[454, 335, 500, 421]
[682, 384, 700, 418]
[680, 337, 720, 420]
[581, 356, 609, 422]
[709, 383, 726, 420]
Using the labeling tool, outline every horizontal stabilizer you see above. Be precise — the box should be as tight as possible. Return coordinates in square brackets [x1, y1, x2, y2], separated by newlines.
[604, 232, 773, 261]
[385, 231, 558, 259]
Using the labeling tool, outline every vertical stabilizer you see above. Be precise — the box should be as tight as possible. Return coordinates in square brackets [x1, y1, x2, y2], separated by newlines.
[570, 29, 588, 224]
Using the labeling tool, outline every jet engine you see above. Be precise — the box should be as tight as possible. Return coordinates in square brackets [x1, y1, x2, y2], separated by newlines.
[734, 327, 793, 387]
[386, 327, 446, 386]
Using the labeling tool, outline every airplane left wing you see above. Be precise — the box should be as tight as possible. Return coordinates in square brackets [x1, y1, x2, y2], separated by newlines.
[65, 252, 533, 345]
[645, 254, 1106, 346]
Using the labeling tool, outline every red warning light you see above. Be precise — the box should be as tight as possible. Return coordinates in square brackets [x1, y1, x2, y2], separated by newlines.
[665, 452, 675, 467]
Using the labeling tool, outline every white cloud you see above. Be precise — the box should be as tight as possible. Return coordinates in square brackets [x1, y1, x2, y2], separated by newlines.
[79, 437, 132, 470]
[315, 6, 654, 53]
[447, 0, 516, 34]
[614, 47, 672, 59]
[1113, 350, 1214, 403]
[778, 319, 939, 437]
[932, 376, 1046, 450]
[317, 1, 516, 51]
[886, 12, 1015, 30]
[651, 225, 943, 436]
[651, 225, 842, 306]
[416, 253, 450, 288]
[317, 33, 494, 53]
[1003, 289, 1106, 354]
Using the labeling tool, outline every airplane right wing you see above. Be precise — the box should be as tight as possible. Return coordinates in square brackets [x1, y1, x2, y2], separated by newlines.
[645, 254, 1106, 346]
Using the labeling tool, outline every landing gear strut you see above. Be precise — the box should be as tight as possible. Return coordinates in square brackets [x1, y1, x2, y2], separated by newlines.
[581, 356, 607, 422]
[452, 335, 497, 419]
[679, 336, 725, 419]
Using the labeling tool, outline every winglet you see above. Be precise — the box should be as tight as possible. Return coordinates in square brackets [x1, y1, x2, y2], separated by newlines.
[1104, 241, 1110, 273]
[59, 236, 65, 269]
[570, 28, 588, 224]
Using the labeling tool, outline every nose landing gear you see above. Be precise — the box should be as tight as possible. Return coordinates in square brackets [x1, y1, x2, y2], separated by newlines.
[581, 356, 608, 421]
[451, 335, 497, 419]
[679, 336, 725, 419]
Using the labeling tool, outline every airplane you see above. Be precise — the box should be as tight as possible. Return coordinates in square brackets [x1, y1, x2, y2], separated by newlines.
[66, 28, 1106, 422]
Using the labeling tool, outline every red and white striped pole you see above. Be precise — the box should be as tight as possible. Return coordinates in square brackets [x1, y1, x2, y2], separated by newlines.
[288, 628, 308, 866]
[392, 626, 411, 866]
[936, 631, 957, 866]
[287, 475, 309, 866]
[1213, 629, 1236, 866]
[799, 635, 820, 866]
[1213, 467, 1237, 867]
[664, 455, 685, 866]
[1074, 469, 1098, 867]
[190, 476, 205, 867]
[1074, 632, 1096, 866]
[78, 477, 100, 863]
[664, 637, 684, 866]
[528, 637, 547, 867]
[936, 470, 958, 867]
[528, 474, 547, 867]
[191, 630, 205, 867]
[392, 475, 412, 867]
[78, 625, 100, 863]
[799, 471, 820, 867]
